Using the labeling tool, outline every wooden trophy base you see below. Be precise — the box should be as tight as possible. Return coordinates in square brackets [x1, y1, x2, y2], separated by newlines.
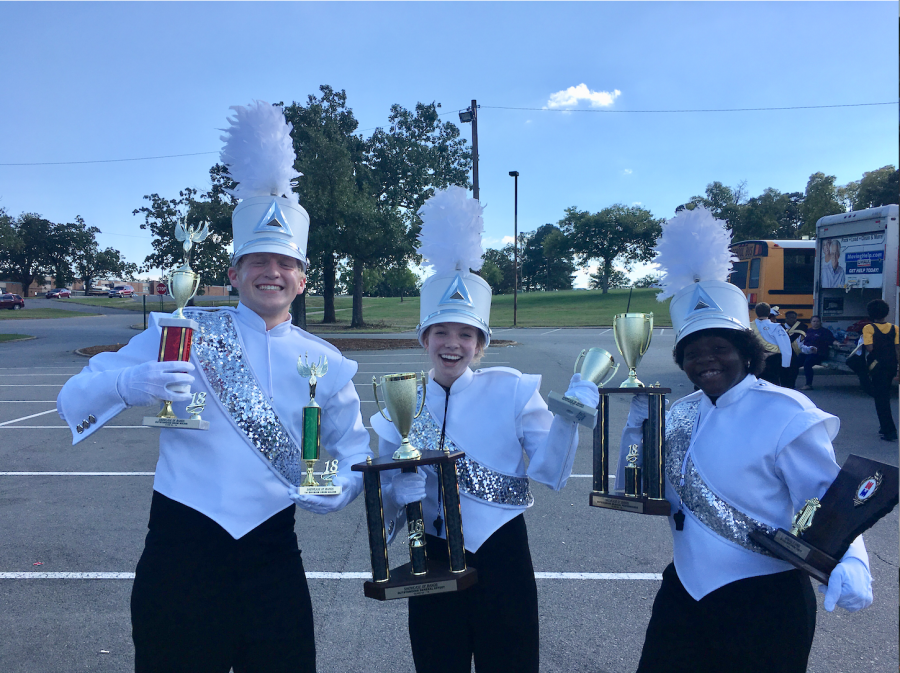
[142, 416, 210, 430]
[294, 484, 342, 496]
[364, 560, 477, 601]
[589, 491, 671, 516]
[547, 392, 598, 428]
[748, 529, 837, 585]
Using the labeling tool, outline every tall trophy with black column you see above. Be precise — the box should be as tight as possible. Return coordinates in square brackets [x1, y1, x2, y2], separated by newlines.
[352, 372, 477, 601]
[589, 312, 671, 515]
[749, 455, 898, 584]
[143, 218, 210, 430]
[294, 354, 342, 496]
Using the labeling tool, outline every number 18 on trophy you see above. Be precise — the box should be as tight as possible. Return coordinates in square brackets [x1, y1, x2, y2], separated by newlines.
[295, 353, 342, 496]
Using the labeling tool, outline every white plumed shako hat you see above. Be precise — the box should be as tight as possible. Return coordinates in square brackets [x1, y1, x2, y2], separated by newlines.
[416, 187, 492, 347]
[220, 101, 310, 268]
[653, 207, 749, 343]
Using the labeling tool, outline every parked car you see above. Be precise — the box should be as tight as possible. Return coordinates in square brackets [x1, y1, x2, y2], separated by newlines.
[86, 286, 111, 296]
[46, 288, 71, 298]
[0, 293, 25, 310]
[108, 285, 135, 298]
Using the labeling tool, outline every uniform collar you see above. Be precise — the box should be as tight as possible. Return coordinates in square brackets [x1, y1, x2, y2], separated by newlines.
[700, 373, 757, 410]
[235, 302, 292, 336]
[427, 367, 475, 398]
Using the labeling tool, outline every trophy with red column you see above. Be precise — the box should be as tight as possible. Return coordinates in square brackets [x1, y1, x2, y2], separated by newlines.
[143, 218, 210, 430]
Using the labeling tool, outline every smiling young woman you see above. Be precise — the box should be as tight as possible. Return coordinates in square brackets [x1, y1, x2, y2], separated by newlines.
[617, 207, 874, 673]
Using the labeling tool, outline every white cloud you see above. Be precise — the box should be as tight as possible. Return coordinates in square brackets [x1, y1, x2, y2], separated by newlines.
[501, 235, 515, 245]
[546, 84, 621, 109]
[623, 168, 633, 175]
[632, 201, 642, 206]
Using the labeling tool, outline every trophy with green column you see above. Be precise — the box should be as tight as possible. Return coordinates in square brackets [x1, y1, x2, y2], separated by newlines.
[295, 353, 342, 495]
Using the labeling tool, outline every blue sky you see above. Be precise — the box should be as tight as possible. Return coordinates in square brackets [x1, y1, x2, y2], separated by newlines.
[1, 2, 897, 286]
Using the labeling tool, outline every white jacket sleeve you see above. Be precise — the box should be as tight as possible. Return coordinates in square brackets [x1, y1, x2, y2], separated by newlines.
[614, 395, 650, 492]
[56, 314, 162, 444]
[521, 376, 580, 491]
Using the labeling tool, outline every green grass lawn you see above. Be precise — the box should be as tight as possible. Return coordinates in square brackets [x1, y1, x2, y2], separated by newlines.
[0, 333, 33, 342]
[0, 308, 96, 320]
[59, 289, 671, 331]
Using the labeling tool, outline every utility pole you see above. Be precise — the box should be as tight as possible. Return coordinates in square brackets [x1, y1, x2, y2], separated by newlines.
[459, 100, 479, 200]
[509, 171, 519, 327]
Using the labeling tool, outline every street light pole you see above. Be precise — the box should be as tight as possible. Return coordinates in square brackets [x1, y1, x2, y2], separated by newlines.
[509, 171, 519, 327]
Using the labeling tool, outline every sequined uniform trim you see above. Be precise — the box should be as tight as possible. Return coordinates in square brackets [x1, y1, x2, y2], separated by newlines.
[191, 310, 304, 486]
[407, 395, 534, 508]
[666, 401, 775, 555]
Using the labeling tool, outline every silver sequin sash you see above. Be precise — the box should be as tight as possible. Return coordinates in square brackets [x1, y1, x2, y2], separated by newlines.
[407, 396, 534, 508]
[191, 310, 304, 487]
[666, 400, 775, 555]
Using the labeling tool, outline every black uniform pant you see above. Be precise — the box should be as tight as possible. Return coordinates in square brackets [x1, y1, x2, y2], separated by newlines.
[781, 353, 801, 389]
[870, 367, 897, 438]
[131, 492, 316, 673]
[636, 563, 816, 673]
[760, 353, 783, 385]
[408, 514, 539, 673]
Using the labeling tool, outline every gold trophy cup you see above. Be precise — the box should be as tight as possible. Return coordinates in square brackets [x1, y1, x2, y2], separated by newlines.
[613, 313, 654, 388]
[143, 218, 210, 430]
[373, 373, 427, 461]
[547, 347, 619, 427]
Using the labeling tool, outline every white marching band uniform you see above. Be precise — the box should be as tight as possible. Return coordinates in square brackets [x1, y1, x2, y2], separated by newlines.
[752, 317, 792, 367]
[57, 303, 370, 538]
[618, 374, 867, 600]
[372, 366, 580, 551]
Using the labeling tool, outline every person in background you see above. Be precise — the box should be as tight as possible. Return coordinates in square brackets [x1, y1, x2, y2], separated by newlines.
[861, 299, 899, 442]
[798, 316, 835, 390]
[781, 310, 807, 389]
[750, 303, 791, 385]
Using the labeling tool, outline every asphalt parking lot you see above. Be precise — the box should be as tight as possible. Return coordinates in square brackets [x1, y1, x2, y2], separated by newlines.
[0, 310, 897, 673]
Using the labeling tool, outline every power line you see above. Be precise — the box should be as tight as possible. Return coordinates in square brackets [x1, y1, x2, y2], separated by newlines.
[2, 101, 895, 167]
[484, 101, 898, 113]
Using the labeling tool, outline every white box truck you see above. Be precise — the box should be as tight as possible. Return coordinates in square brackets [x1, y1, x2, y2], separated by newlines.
[814, 204, 899, 369]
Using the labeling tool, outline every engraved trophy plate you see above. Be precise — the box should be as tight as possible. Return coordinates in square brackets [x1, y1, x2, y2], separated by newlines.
[295, 354, 341, 496]
[547, 347, 619, 428]
[749, 454, 898, 584]
[143, 218, 211, 431]
[354, 372, 476, 601]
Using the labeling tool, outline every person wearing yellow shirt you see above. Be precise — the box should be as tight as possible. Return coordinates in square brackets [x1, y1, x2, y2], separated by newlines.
[861, 299, 900, 442]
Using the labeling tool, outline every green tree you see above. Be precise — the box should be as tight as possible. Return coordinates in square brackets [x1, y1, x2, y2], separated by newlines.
[590, 268, 629, 290]
[482, 245, 516, 294]
[560, 204, 662, 294]
[800, 172, 843, 236]
[519, 224, 576, 291]
[854, 165, 898, 210]
[133, 165, 237, 288]
[72, 240, 136, 294]
[0, 213, 54, 295]
[632, 273, 660, 289]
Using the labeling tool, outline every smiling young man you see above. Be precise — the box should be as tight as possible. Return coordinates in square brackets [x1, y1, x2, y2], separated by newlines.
[56, 102, 372, 673]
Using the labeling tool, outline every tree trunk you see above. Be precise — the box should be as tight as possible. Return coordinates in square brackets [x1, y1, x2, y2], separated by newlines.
[351, 258, 364, 328]
[291, 291, 307, 330]
[322, 253, 336, 323]
[602, 259, 611, 295]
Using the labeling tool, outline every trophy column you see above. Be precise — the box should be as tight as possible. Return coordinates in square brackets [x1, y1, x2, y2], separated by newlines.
[588, 388, 671, 516]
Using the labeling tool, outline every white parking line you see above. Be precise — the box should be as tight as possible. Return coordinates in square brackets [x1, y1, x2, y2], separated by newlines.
[0, 472, 156, 476]
[540, 329, 561, 335]
[0, 409, 57, 427]
[598, 329, 611, 335]
[0, 571, 662, 581]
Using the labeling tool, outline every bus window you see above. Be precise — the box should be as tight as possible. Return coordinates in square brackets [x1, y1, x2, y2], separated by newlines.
[783, 248, 815, 294]
[749, 258, 761, 289]
[729, 261, 749, 289]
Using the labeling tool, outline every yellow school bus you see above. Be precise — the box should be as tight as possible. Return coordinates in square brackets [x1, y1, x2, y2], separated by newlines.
[727, 240, 816, 321]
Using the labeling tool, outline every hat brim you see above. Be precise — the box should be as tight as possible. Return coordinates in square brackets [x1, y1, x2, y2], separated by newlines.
[231, 240, 308, 270]
[417, 312, 492, 348]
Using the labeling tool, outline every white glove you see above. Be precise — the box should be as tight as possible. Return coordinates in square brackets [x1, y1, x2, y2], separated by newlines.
[391, 471, 426, 506]
[290, 475, 357, 515]
[818, 557, 873, 612]
[628, 394, 650, 425]
[565, 373, 600, 409]
[115, 361, 195, 407]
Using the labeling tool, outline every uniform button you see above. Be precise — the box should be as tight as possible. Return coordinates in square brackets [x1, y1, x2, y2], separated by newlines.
[88, 415, 96, 424]
[83, 418, 91, 427]
[76, 424, 84, 434]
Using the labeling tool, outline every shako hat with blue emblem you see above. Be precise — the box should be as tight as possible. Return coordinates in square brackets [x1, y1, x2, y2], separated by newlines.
[653, 206, 749, 343]
[220, 101, 310, 269]
[416, 186, 492, 347]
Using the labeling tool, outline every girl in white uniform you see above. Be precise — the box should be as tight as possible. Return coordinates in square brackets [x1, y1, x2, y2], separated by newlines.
[619, 208, 874, 672]
[370, 187, 599, 673]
